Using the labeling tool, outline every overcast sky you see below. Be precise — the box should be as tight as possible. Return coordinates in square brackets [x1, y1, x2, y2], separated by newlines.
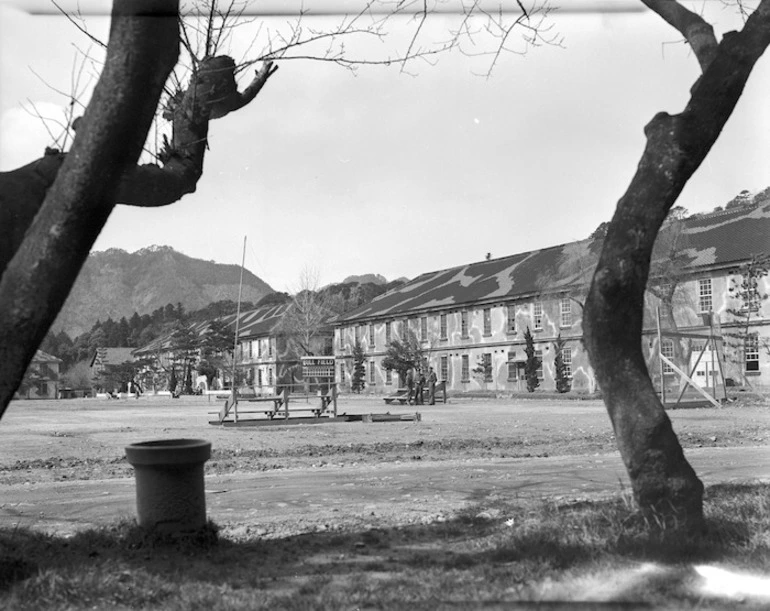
[2, 1, 769, 293]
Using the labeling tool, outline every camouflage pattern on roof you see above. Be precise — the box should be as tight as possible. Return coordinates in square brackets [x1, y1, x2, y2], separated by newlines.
[33, 350, 62, 363]
[221, 303, 290, 340]
[134, 303, 291, 355]
[335, 201, 770, 324]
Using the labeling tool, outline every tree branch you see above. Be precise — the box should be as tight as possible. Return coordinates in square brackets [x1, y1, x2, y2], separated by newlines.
[641, 0, 719, 71]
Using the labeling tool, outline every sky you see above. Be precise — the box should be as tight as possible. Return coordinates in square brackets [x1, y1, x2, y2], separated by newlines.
[1, 1, 769, 293]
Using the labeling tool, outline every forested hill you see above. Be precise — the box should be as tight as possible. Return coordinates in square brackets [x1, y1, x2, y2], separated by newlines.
[51, 246, 273, 338]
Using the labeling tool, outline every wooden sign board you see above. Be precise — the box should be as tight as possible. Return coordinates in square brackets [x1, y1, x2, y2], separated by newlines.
[301, 356, 335, 379]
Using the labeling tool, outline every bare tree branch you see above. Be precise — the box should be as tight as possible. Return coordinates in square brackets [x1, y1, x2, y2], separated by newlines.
[641, 0, 719, 71]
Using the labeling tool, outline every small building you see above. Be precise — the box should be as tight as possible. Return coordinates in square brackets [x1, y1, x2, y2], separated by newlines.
[16, 350, 62, 399]
[333, 201, 770, 395]
[90, 347, 135, 378]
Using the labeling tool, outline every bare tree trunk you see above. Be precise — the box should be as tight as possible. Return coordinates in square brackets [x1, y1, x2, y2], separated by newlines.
[0, 1, 179, 415]
[584, 1, 770, 528]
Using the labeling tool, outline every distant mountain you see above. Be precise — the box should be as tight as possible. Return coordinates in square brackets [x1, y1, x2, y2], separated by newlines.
[52, 246, 273, 338]
[341, 273, 408, 285]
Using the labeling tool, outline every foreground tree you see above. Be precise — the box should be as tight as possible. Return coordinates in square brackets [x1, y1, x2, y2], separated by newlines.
[0, 1, 179, 414]
[583, 0, 770, 528]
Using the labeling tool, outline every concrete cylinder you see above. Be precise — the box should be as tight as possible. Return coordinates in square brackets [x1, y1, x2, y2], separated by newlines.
[125, 438, 211, 532]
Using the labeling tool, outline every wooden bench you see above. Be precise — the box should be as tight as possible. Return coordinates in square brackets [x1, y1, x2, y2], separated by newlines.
[241, 391, 286, 419]
[216, 389, 286, 423]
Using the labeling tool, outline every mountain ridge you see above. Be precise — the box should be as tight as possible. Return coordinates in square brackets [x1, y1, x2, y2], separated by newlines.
[52, 246, 273, 338]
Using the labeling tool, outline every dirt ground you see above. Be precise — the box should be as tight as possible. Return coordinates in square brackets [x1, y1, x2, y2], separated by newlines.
[0, 394, 768, 538]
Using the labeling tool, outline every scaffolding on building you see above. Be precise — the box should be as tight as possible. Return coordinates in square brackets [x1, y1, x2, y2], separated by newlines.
[654, 308, 728, 408]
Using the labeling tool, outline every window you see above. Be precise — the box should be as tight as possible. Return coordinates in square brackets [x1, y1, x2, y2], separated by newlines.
[440, 313, 448, 340]
[369, 360, 376, 384]
[440, 355, 449, 381]
[698, 278, 713, 313]
[339, 363, 345, 387]
[746, 334, 759, 372]
[461, 355, 470, 381]
[385, 322, 392, 344]
[562, 347, 572, 378]
[533, 302, 543, 330]
[369, 324, 375, 347]
[661, 339, 675, 374]
[507, 306, 516, 334]
[258, 339, 263, 358]
[560, 297, 572, 328]
[535, 349, 544, 380]
[268, 367, 273, 385]
[483, 308, 492, 336]
[507, 352, 518, 381]
[461, 311, 469, 338]
[257, 369, 263, 388]
[248, 341, 253, 358]
[420, 316, 428, 342]
[482, 353, 493, 382]
[386, 368, 392, 385]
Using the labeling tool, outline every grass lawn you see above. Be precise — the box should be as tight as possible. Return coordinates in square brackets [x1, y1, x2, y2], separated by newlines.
[0, 394, 767, 608]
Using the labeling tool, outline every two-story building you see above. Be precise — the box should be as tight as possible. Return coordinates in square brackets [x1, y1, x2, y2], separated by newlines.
[15, 350, 62, 399]
[333, 200, 770, 395]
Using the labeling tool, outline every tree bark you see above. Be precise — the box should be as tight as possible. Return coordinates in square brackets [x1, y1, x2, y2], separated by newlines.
[583, 1, 770, 528]
[0, 1, 180, 415]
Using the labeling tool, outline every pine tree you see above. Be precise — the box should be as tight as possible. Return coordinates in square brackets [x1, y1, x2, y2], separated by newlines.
[351, 339, 366, 393]
[524, 326, 540, 393]
[553, 334, 571, 393]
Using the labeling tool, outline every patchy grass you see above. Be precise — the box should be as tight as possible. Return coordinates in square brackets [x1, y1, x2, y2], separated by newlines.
[1, 483, 768, 609]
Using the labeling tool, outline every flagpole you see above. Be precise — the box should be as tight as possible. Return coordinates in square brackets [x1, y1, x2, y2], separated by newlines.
[230, 236, 247, 421]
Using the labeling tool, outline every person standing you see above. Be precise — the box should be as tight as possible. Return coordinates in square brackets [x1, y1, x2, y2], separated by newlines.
[427, 367, 438, 405]
[405, 367, 415, 405]
[415, 369, 426, 405]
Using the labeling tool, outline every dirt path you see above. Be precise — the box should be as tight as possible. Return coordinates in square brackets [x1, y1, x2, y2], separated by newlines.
[2, 445, 767, 538]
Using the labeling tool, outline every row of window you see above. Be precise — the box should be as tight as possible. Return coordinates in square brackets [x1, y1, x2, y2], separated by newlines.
[345, 349, 573, 386]
[347, 276, 760, 351]
[660, 335, 759, 373]
[245, 366, 273, 386]
[697, 276, 761, 314]
[347, 298, 575, 349]
[242, 338, 273, 360]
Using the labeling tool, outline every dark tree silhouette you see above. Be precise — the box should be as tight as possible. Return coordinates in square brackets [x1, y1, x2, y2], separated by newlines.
[583, 0, 770, 529]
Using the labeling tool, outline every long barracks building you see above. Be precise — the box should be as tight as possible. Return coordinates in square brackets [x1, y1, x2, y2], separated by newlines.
[332, 201, 770, 395]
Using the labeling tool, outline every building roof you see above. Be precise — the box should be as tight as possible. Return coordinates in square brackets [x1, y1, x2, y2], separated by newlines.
[32, 349, 62, 364]
[90, 347, 135, 367]
[222, 303, 290, 340]
[334, 200, 770, 324]
[133, 303, 292, 355]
